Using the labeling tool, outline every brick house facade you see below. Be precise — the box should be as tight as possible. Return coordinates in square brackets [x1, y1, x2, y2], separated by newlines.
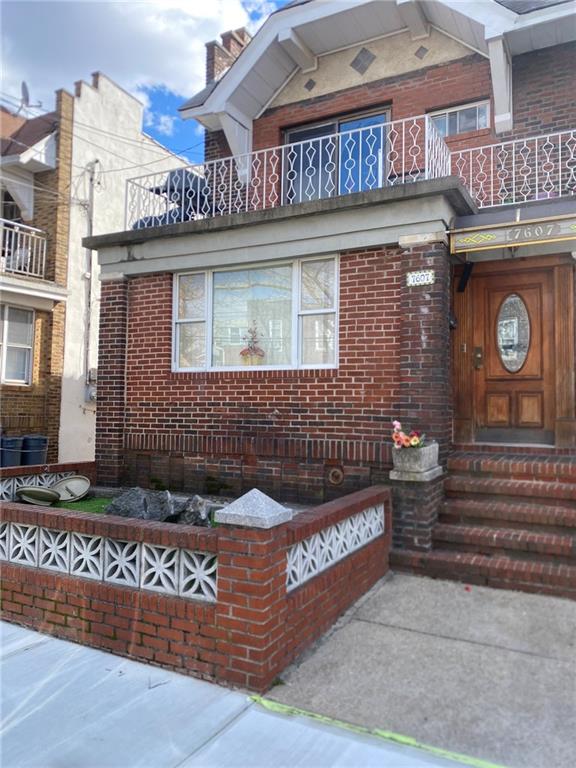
[87, 1, 576, 584]
[1, 91, 73, 460]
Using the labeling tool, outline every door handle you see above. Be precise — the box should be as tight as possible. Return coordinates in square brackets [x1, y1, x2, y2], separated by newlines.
[473, 347, 484, 370]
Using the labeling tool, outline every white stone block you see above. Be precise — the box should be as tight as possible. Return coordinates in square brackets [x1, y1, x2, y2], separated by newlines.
[215, 489, 293, 528]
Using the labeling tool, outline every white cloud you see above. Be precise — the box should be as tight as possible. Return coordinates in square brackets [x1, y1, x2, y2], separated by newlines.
[155, 114, 176, 136]
[0, 0, 274, 112]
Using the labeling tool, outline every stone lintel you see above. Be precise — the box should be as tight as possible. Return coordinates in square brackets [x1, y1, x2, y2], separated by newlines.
[399, 231, 448, 248]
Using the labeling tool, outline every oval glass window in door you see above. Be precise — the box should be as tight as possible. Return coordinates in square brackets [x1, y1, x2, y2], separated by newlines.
[496, 293, 530, 373]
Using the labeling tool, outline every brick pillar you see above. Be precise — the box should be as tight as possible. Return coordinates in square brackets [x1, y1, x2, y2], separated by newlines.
[214, 493, 291, 692]
[391, 238, 452, 551]
[390, 475, 444, 551]
[96, 278, 128, 486]
[396, 241, 452, 459]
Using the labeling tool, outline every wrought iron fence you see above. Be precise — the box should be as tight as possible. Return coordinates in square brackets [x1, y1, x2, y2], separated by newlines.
[126, 124, 576, 229]
[0, 219, 47, 279]
[452, 129, 576, 208]
[126, 116, 450, 229]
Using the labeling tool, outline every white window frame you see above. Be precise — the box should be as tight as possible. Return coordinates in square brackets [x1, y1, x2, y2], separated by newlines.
[0, 303, 34, 385]
[172, 256, 339, 372]
[428, 100, 490, 137]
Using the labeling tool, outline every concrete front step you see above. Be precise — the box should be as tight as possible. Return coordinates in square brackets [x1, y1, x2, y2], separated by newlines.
[441, 497, 576, 533]
[433, 523, 576, 564]
[391, 548, 576, 599]
[445, 474, 576, 506]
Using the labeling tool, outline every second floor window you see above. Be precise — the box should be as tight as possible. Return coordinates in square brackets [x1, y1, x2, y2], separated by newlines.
[430, 102, 489, 138]
[0, 304, 34, 385]
[174, 257, 338, 371]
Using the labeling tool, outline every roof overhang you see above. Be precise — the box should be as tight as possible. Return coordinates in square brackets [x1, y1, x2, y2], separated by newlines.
[180, 0, 576, 141]
[0, 134, 56, 219]
[0, 274, 68, 311]
[0, 133, 57, 173]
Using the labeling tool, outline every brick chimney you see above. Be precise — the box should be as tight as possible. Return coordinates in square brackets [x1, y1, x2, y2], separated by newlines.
[205, 27, 252, 84]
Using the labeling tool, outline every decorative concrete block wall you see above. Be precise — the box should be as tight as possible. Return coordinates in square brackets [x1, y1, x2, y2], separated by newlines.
[0, 485, 391, 692]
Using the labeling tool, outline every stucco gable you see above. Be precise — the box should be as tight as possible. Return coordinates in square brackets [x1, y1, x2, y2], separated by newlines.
[270, 28, 477, 110]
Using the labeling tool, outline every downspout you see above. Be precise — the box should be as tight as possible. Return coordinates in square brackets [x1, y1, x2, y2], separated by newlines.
[84, 159, 99, 401]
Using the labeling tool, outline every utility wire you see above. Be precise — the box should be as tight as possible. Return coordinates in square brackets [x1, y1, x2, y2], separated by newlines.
[0, 174, 84, 205]
[0, 92, 205, 161]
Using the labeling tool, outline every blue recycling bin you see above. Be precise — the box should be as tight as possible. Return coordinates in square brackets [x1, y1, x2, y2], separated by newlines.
[21, 435, 49, 466]
[1, 436, 24, 467]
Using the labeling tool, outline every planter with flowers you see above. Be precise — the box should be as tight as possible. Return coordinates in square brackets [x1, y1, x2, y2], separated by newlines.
[240, 324, 265, 366]
[389, 420, 442, 482]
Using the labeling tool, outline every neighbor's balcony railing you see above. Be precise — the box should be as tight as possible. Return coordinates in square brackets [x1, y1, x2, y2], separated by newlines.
[0, 219, 47, 279]
[452, 129, 576, 208]
[126, 116, 451, 229]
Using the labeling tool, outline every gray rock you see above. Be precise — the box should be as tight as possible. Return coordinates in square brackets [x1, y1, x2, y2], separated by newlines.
[177, 495, 213, 526]
[105, 488, 176, 521]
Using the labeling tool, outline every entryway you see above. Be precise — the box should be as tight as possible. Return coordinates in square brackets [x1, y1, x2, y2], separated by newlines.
[452, 254, 575, 448]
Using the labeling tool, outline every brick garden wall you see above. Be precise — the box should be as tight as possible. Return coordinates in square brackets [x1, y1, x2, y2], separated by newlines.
[0, 486, 391, 692]
[95, 243, 452, 506]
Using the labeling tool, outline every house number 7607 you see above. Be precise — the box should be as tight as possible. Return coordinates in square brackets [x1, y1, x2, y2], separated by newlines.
[406, 270, 435, 287]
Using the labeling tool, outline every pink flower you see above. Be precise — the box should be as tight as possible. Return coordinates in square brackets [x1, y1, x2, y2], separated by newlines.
[392, 420, 402, 431]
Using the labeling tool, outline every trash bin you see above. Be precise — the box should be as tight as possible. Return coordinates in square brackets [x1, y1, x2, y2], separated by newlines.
[1, 436, 24, 467]
[21, 434, 49, 466]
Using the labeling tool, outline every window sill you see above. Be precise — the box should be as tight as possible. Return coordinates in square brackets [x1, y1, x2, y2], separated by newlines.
[1, 382, 33, 389]
[170, 366, 338, 380]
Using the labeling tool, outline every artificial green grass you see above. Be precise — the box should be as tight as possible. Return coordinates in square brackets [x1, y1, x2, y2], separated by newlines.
[56, 497, 113, 514]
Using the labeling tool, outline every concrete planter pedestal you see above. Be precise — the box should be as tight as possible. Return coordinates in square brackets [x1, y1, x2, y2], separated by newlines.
[390, 442, 442, 482]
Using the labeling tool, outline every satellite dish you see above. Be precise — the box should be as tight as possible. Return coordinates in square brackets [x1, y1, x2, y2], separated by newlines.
[16, 81, 42, 115]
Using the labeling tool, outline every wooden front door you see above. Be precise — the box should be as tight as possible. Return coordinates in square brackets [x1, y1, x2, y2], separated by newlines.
[472, 269, 555, 443]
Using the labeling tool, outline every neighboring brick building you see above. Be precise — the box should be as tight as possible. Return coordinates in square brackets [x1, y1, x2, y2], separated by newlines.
[0, 74, 180, 464]
[87, 1, 576, 593]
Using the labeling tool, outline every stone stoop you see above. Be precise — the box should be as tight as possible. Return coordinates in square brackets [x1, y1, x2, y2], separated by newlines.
[391, 450, 576, 599]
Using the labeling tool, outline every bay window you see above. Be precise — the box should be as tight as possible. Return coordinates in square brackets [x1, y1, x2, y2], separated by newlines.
[0, 304, 34, 385]
[174, 257, 338, 370]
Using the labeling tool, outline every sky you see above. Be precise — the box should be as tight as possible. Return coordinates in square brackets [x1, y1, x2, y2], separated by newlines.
[1, 0, 288, 164]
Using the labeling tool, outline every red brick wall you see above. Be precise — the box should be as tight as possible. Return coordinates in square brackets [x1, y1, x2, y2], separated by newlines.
[95, 243, 451, 504]
[252, 53, 494, 153]
[96, 280, 128, 486]
[0, 487, 391, 692]
[505, 43, 576, 138]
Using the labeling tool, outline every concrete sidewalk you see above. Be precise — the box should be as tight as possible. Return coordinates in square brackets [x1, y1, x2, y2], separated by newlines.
[1, 621, 481, 768]
[269, 574, 576, 768]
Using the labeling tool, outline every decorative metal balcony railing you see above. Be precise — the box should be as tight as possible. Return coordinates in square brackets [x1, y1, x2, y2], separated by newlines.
[452, 129, 576, 208]
[0, 219, 47, 279]
[126, 124, 576, 230]
[126, 116, 450, 229]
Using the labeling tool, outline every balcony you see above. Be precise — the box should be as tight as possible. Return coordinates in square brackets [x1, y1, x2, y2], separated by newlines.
[452, 129, 576, 208]
[0, 219, 47, 279]
[125, 120, 576, 231]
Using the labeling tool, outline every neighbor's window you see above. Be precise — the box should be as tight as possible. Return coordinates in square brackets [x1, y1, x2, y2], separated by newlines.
[430, 102, 489, 137]
[0, 304, 34, 385]
[174, 257, 337, 370]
